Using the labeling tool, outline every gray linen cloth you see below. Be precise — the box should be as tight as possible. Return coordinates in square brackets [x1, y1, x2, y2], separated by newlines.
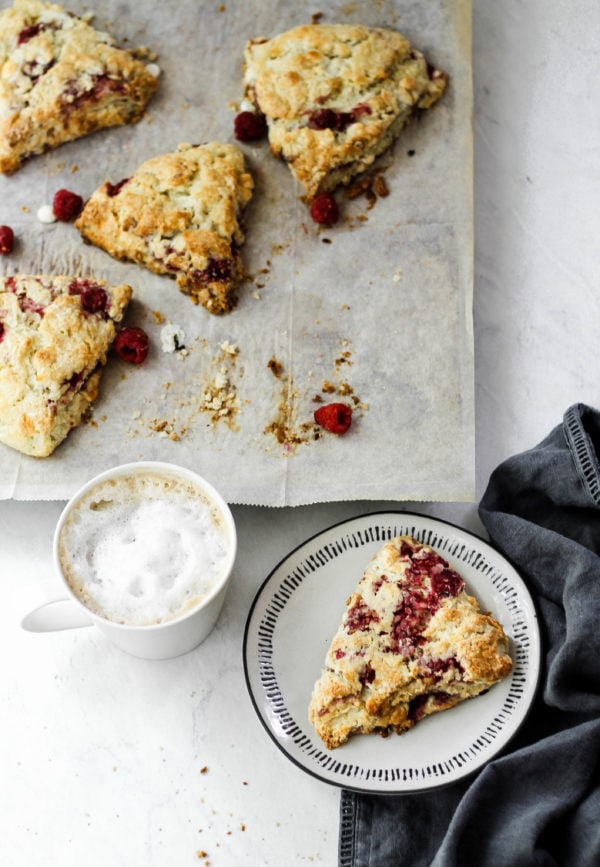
[339, 403, 600, 866]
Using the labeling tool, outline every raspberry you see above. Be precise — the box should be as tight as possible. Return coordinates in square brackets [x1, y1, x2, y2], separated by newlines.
[309, 192, 339, 226]
[0, 225, 15, 254]
[68, 280, 108, 314]
[234, 110, 267, 142]
[359, 663, 376, 686]
[345, 598, 379, 633]
[314, 402, 352, 434]
[430, 567, 464, 599]
[308, 108, 338, 130]
[308, 108, 353, 131]
[114, 326, 149, 364]
[53, 189, 83, 221]
[308, 105, 370, 132]
[80, 286, 108, 314]
[198, 257, 232, 284]
[408, 694, 429, 722]
[18, 24, 43, 45]
[106, 178, 129, 197]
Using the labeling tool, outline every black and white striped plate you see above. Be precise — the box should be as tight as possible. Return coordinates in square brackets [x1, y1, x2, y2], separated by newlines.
[243, 512, 541, 794]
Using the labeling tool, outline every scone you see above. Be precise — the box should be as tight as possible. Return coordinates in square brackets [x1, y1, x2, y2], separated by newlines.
[75, 142, 254, 314]
[0, 274, 131, 456]
[309, 535, 512, 749]
[0, 0, 158, 174]
[242, 23, 448, 201]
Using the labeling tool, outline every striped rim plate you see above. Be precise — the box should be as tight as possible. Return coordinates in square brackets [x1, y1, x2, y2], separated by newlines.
[243, 511, 541, 794]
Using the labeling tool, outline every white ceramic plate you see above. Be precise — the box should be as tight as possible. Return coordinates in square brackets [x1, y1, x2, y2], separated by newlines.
[243, 512, 541, 794]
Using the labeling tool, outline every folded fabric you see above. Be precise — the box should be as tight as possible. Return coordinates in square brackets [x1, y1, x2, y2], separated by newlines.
[340, 403, 600, 866]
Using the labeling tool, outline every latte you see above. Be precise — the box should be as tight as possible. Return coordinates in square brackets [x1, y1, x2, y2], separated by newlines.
[58, 469, 231, 626]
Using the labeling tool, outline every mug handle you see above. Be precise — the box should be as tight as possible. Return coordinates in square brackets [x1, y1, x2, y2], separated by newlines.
[20, 580, 92, 632]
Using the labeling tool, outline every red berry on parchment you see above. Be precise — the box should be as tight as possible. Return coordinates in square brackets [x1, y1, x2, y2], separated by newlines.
[53, 189, 84, 221]
[0, 225, 15, 254]
[114, 326, 149, 364]
[234, 111, 267, 142]
[310, 192, 339, 226]
[314, 402, 352, 434]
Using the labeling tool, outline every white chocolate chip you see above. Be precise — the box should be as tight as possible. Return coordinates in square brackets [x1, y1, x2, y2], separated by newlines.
[37, 204, 56, 224]
[160, 323, 186, 353]
[146, 63, 161, 78]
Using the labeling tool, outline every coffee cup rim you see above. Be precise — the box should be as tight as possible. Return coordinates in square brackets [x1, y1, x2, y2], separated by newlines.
[53, 460, 237, 632]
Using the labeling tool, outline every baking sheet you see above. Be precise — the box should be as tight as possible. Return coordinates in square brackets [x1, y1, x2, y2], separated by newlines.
[0, 0, 474, 506]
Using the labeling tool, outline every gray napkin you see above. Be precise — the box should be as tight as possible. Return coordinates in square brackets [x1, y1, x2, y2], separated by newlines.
[340, 403, 600, 866]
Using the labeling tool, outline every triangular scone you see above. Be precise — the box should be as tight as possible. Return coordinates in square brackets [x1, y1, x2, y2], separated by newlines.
[242, 24, 447, 201]
[75, 142, 254, 314]
[309, 535, 512, 749]
[0, 274, 131, 456]
[0, 0, 158, 174]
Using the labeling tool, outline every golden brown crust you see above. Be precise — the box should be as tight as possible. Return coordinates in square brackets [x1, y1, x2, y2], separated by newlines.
[0, 0, 158, 174]
[75, 142, 254, 315]
[243, 23, 447, 200]
[0, 274, 131, 456]
[308, 535, 512, 749]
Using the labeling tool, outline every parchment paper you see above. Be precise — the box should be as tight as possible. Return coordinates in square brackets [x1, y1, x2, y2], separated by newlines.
[0, 0, 474, 506]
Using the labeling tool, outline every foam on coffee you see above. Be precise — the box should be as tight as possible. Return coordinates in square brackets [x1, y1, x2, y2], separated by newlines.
[58, 470, 230, 626]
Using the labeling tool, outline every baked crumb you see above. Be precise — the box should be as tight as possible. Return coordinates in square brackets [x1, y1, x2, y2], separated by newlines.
[267, 357, 284, 378]
[200, 343, 241, 427]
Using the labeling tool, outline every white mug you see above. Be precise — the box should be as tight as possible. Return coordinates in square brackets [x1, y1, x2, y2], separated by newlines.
[20, 461, 237, 659]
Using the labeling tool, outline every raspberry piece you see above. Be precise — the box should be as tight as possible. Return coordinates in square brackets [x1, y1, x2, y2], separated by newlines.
[106, 178, 129, 197]
[359, 663, 376, 686]
[114, 326, 149, 364]
[18, 24, 43, 45]
[308, 108, 338, 130]
[309, 192, 339, 226]
[351, 103, 372, 119]
[53, 189, 84, 221]
[234, 111, 267, 142]
[68, 280, 108, 314]
[200, 258, 232, 283]
[308, 108, 355, 131]
[430, 566, 464, 599]
[408, 694, 429, 722]
[80, 286, 108, 314]
[345, 598, 379, 633]
[0, 225, 15, 254]
[314, 402, 352, 434]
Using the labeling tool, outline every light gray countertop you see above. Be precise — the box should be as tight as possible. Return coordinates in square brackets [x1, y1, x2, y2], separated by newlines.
[2, 1, 600, 864]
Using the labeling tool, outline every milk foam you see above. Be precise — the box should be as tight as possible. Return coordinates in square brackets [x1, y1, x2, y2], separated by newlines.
[59, 472, 229, 626]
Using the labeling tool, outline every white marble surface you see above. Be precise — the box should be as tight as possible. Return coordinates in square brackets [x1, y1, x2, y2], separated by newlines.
[2, 1, 600, 864]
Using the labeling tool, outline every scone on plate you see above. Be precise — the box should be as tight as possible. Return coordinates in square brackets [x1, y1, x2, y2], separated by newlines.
[75, 142, 254, 314]
[309, 535, 512, 749]
[0, 0, 158, 174]
[242, 23, 447, 201]
[0, 274, 131, 457]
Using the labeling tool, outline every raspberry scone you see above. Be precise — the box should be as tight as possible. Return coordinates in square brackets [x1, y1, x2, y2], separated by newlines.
[75, 142, 254, 314]
[0, 0, 158, 174]
[309, 535, 512, 749]
[242, 23, 448, 201]
[0, 274, 131, 457]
